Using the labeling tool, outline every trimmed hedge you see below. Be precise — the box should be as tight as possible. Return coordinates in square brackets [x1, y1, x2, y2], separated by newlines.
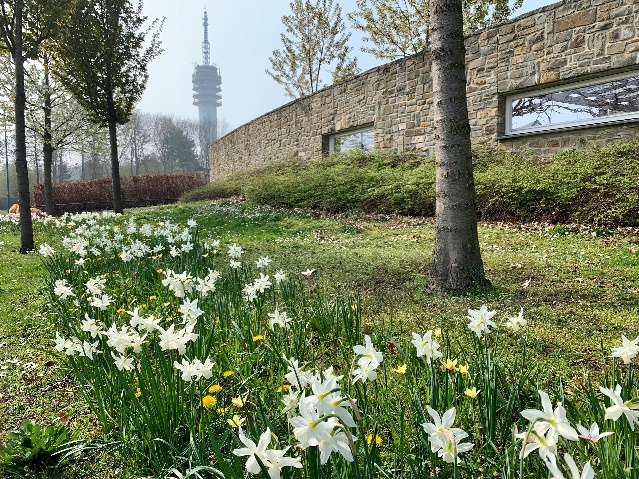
[35, 172, 208, 214]
[183, 140, 639, 226]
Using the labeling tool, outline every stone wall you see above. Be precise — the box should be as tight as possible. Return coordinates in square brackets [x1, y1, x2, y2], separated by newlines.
[210, 0, 639, 182]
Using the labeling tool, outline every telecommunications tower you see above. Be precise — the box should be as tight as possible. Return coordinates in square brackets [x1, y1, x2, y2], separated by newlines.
[192, 9, 222, 150]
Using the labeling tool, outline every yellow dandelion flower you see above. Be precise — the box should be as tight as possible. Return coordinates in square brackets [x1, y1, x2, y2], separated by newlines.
[149, 295, 157, 300]
[227, 415, 245, 428]
[116, 308, 125, 314]
[367, 434, 382, 446]
[223, 370, 234, 377]
[393, 364, 407, 374]
[253, 334, 264, 342]
[459, 364, 469, 375]
[442, 358, 458, 371]
[140, 303, 146, 309]
[216, 407, 228, 414]
[202, 395, 217, 409]
[465, 387, 480, 399]
[135, 388, 142, 398]
[277, 385, 290, 393]
[209, 384, 222, 394]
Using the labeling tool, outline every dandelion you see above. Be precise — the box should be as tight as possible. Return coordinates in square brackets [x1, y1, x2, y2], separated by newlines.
[223, 370, 234, 377]
[253, 334, 264, 342]
[209, 384, 222, 394]
[202, 395, 217, 409]
[135, 388, 142, 398]
[367, 434, 382, 446]
[277, 385, 290, 392]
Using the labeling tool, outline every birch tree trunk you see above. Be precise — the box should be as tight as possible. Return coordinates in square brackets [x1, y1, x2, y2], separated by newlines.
[428, 0, 487, 293]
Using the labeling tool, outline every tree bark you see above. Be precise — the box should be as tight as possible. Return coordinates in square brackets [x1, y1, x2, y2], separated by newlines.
[108, 119, 123, 214]
[42, 53, 56, 215]
[428, 0, 487, 293]
[13, 0, 34, 253]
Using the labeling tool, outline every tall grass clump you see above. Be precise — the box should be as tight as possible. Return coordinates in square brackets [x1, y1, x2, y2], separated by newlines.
[183, 139, 639, 226]
[37, 211, 639, 478]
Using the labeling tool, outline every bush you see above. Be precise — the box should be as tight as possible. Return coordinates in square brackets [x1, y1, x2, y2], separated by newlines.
[35, 172, 208, 214]
[182, 140, 639, 226]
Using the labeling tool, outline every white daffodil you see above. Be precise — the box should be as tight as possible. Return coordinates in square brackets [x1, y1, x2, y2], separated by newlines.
[466, 305, 497, 338]
[353, 335, 383, 369]
[545, 453, 595, 479]
[600, 384, 639, 430]
[421, 406, 473, 463]
[288, 394, 338, 448]
[269, 309, 292, 330]
[53, 279, 75, 300]
[515, 429, 557, 463]
[232, 428, 302, 479]
[274, 270, 287, 284]
[610, 335, 639, 364]
[520, 390, 578, 442]
[228, 243, 243, 259]
[111, 352, 134, 371]
[576, 422, 614, 443]
[255, 256, 272, 268]
[317, 430, 356, 465]
[505, 307, 527, 331]
[39, 243, 55, 257]
[411, 331, 443, 364]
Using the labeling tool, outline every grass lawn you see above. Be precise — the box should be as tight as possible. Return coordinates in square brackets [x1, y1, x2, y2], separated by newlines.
[0, 200, 638, 477]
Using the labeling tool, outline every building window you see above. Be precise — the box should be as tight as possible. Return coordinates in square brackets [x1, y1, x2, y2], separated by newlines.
[505, 70, 639, 136]
[328, 126, 374, 153]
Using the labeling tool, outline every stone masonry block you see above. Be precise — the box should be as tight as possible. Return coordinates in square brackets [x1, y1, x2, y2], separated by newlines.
[556, 9, 597, 32]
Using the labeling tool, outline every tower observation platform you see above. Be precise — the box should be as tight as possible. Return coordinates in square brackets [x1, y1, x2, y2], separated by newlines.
[192, 9, 222, 146]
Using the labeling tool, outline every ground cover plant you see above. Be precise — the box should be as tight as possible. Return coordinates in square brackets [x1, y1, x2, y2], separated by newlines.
[0, 202, 638, 478]
[181, 140, 639, 227]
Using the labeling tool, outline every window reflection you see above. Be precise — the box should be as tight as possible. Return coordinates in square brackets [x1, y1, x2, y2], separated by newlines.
[509, 74, 639, 132]
[331, 129, 374, 153]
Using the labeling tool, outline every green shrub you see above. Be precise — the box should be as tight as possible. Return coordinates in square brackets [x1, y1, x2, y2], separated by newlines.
[183, 140, 639, 226]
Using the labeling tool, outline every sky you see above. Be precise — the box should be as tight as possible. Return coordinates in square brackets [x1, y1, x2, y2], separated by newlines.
[138, 0, 550, 132]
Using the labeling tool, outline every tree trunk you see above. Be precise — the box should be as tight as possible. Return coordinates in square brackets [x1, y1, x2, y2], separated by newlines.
[108, 119, 123, 213]
[428, 0, 487, 293]
[13, 0, 34, 253]
[43, 53, 56, 215]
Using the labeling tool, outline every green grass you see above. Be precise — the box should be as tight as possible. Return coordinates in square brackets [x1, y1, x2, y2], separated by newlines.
[182, 140, 639, 227]
[1, 203, 638, 477]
